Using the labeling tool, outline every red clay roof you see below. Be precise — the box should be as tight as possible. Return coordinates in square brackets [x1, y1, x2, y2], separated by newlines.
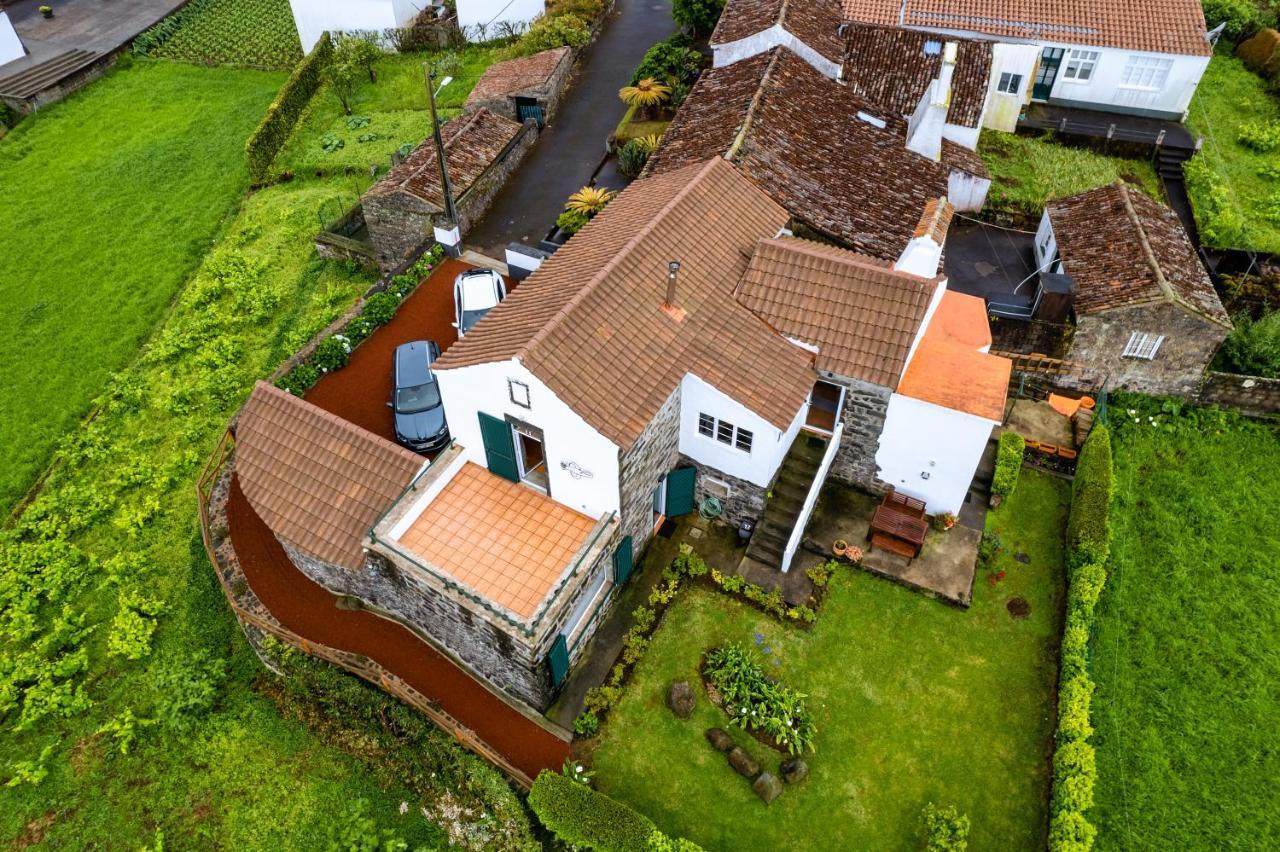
[735, 238, 940, 386]
[710, 0, 846, 65]
[841, 24, 992, 128]
[234, 382, 424, 570]
[645, 47, 984, 262]
[897, 290, 1010, 420]
[434, 158, 816, 448]
[841, 0, 1210, 56]
[465, 47, 571, 103]
[364, 108, 525, 209]
[1047, 182, 1230, 326]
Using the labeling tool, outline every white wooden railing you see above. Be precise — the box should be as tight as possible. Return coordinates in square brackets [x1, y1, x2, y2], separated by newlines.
[780, 421, 843, 573]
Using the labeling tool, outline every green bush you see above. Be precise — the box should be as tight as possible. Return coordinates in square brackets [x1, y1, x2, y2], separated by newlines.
[672, 0, 725, 36]
[507, 14, 591, 57]
[631, 34, 702, 86]
[1203, 0, 1275, 42]
[361, 290, 400, 325]
[1217, 309, 1280, 377]
[276, 363, 320, 396]
[991, 431, 1026, 500]
[528, 770, 658, 851]
[556, 209, 590, 235]
[704, 643, 816, 754]
[922, 802, 971, 851]
[1184, 153, 1249, 248]
[1052, 739, 1097, 813]
[1238, 119, 1280, 151]
[245, 32, 334, 183]
[1049, 810, 1098, 852]
[617, 137, 656, 179]
[1056, 675, 1094, 744]
[1067, 426, 1112, 554]
[312, 334, 352, 372]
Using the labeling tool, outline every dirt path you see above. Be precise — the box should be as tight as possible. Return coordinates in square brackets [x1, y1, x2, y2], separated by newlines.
[226, 476, 571, 782]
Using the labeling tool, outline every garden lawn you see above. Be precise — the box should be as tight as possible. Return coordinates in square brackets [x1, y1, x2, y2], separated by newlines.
[979, 130, 1162, 220]
[1185, 52, 1280, 253]
[275, 46, 502, 180]
[1090, 401, 1280, 849]
[591, 472, 1070, 851]
[140, 0, 303, 69]
[0, 60, 283, 511]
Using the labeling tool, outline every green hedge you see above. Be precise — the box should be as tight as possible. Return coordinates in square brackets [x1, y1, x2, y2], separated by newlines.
[245, 32, 333, 183]
[528, 771, 658, 852]
[1049, 425, 1113, 852]
[991, 431, 1026, 500]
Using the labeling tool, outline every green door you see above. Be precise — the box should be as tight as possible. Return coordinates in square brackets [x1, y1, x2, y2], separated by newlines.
[1033, 48, 1064, 101]
[548, 634, 569, 687]
[478, 412, 519, 482]
[613, 535, 634, 584]
[664, 467, 697, 517]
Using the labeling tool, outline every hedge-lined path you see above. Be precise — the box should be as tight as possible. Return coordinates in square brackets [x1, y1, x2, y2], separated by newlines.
[303, 258, 515, 440]
[226, 476, 573, 782]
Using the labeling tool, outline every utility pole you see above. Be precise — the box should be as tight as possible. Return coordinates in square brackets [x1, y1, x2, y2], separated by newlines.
[426, 67, 460, 256]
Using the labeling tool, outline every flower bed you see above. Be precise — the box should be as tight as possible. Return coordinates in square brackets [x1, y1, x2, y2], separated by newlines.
[702, 643, 816, 755]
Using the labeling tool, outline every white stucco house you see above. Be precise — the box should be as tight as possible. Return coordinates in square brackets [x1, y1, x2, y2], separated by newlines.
[0, 12, 23, 67]
[287, 0, 543, 50]
[840, 0, 1214, 126]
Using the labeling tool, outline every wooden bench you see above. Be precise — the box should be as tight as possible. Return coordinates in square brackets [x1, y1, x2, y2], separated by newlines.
[883, 490, 926, 519]
[870, 532, 918, 563]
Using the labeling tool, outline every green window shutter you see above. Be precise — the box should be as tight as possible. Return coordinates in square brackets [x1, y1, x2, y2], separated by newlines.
[663, 467, 697, 517]
[549, 634, 569, 687]
[478, 412, 519, 482]
[612, 535, 634, 584]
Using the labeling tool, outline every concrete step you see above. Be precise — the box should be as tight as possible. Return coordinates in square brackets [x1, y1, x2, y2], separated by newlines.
[0, 49, 100, 99]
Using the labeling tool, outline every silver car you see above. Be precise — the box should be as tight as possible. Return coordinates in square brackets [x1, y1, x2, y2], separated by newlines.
[452, 268, 506, 337]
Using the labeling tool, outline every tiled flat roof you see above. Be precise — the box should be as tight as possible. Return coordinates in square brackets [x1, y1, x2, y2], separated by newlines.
[396, 463, 597, 619]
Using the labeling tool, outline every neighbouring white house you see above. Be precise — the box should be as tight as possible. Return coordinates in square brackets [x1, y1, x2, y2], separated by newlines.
[0, 12, 24, 66]
[840, 0, 1214, 126]
[287, 0, 543, 50]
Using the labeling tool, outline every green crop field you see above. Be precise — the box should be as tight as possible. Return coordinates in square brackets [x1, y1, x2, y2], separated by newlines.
[136, 0, 303, 70]
[0, 60, 283, 511]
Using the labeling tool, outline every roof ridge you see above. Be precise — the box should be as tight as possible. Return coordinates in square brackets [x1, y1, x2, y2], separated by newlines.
[762, 236, 939, 285]
[725, 48, 781, 161]
[518, 159, 723, 360]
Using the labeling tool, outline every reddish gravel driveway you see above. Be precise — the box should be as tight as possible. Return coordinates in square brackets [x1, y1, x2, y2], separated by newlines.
[305, 258, 515, 438]
[227, 477, 571, 781]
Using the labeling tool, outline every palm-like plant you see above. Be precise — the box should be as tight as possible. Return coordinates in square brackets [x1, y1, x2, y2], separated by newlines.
[564, 186, 615, 217]
[618, 78, 672, 116]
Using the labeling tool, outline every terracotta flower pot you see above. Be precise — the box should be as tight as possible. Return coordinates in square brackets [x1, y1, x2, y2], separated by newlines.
[832, 539, 848, 557]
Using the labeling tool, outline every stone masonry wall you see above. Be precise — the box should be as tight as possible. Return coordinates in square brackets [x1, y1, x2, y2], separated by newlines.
[676, 453, 767, 529]
[1198, 371, 1280, 417]
[465, 50, 575, 124]
[617, 386, 682, 548]
[827, 373, 891, 491]
[1062, 303, 1229, 398]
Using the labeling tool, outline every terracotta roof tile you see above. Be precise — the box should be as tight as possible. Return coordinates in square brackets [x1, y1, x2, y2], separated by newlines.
[1047, 182, 1230, 325]
[434, 158, 816, 448]
[364, 108, 525, 209]
[897, 290, 1010, 420]
[465, 47, 572, 103]
[736, 238, 940, 386]
[841, 24, 992, 128]
[235, 382, 424, 570]
[645, 48, 984, 262]
[840, 0, 1210, 56]
[711, 0, 845, 65]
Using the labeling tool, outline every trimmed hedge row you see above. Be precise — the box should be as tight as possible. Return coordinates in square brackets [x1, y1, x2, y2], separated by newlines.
[1049, 424, 1112, 852]
[991, 431, 1026, 501]
[245, 32, 334, 183]
[528, 771, 703, 851]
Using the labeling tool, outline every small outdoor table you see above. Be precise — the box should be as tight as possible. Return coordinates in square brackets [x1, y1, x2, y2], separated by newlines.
[866, 505, 928, 563]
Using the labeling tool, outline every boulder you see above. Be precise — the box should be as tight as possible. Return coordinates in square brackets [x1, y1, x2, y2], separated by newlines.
[727, 746, 760, 778]
[667, 681, 695, 719]
[705, 727, 734, 752]
[780, 758, 809, 784]
[752, 772, 783, 803]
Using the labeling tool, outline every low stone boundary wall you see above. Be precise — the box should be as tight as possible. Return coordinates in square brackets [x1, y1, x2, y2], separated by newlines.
[1198, 371, 1280, 417]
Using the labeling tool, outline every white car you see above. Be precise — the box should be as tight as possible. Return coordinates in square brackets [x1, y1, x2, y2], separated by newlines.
[453, 268, 506, 337]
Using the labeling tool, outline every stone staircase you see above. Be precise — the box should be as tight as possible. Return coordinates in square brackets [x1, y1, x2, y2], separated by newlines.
[744, 434, 828, 568]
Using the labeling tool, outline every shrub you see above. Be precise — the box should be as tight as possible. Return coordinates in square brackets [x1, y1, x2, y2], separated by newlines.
[618, 78, 672, 114]
[1056, 675, 1094, 744]
[1067, 426, 1112, 554]
[556, 209, 590, 235]
[922, 802, 970, 851]
[704, 643, 816, 754]
[276, 363, 320, 396]
[528, 770, 658, 851]
[546, 0, 606, 21]
[361, 290, 400, 325]
[245, 32, 334, 183]
[1052, 739, 1097, 814]
[1067, 559, 1106, 616]
[672, 0, 725, 37]
[507, 14, 591, 57]
[631, 34, 702, 86]
[1049, 810, 1098, 852]
[1237, 119, 1280, 151]
[1059, 611, 1090, 681]
[565, 185, 615, 216]
[1237, 27, 1280, 77]
[1204, 0, 1275, 42]
[312, 334, 352, 372]
[1184, 154, 1249, 248]
[152, 651, 228, 730]
[573, 710, 599, 737]
[617, 136, 655, 179]
[1216, 309, 1280, 377]
[991, 431, 1026, 500]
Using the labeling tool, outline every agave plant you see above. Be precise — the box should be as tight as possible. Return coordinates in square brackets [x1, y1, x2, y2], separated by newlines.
[618, 78, 672, 117]
[564, 186, 616, 218]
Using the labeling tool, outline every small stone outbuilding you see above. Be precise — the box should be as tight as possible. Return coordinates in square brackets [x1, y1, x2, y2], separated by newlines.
[463, 46, 574, 125]
[1042, 181, 1232, 397]
[362, 107, 537, 268]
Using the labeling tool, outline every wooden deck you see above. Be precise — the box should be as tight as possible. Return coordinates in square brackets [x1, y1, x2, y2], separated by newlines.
[1018, 103, 1196, 151]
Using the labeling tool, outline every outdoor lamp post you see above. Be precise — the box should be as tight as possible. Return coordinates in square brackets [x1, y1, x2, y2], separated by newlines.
[425, 68, 461, 257]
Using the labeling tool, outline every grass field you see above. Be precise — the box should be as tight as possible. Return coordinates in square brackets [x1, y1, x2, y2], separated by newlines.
[0, 60, 283, 511]
[1185, 53, 1280, 253]
[590, 472, 1069, 850]
[138, 0, 303, 69]
[979, 130, 1163, 220]
[1090, 399, 1280, 848]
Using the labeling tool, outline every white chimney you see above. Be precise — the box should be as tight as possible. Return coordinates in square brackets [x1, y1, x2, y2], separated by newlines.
[905, 42, 958, 162]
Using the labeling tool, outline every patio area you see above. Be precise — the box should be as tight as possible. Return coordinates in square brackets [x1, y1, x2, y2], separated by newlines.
[801, 481, 981, 607]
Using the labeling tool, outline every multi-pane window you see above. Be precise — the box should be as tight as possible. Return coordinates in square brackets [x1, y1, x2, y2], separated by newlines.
[1062, 49, 1100, 82]
[698, 413, 752, 453]
[1120, 56, 1173, 90]
[997, 72, 1023, 94]
[1122, 332, 1165, 360]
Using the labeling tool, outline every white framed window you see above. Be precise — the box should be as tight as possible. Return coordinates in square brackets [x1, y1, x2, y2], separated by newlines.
[1062, 49, 1100, 82]
[1122, 332, 1165, 360]
[1120, 56, 1173, 90]
[997, 72, 1023, 94]
[698, 413, 752, 454]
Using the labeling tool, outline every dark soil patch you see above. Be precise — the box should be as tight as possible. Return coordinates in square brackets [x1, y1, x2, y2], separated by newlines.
[1007, 596, 1032, 619]
[12, 812, 57, 849]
